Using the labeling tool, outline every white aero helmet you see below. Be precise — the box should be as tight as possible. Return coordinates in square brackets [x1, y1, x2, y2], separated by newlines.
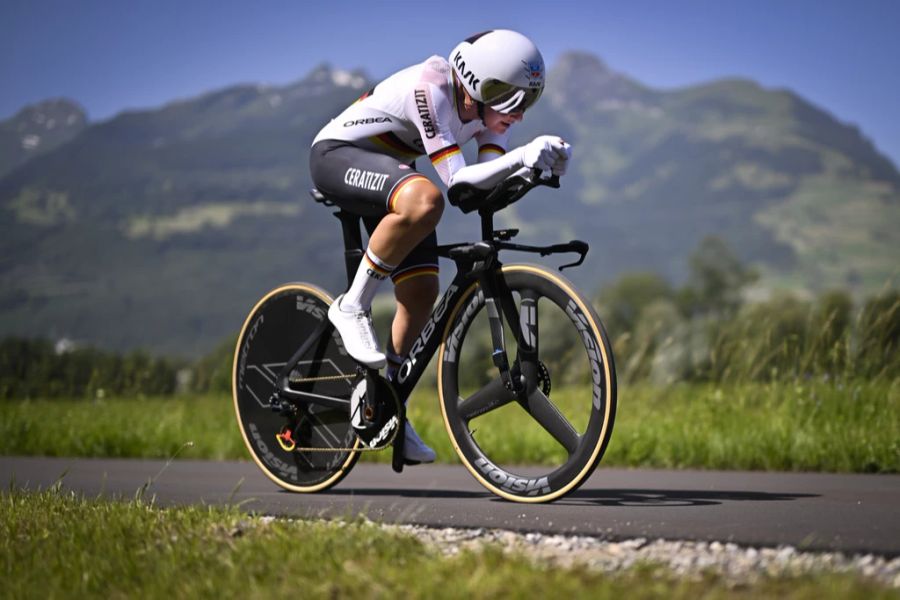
[450, 29, 545, 114]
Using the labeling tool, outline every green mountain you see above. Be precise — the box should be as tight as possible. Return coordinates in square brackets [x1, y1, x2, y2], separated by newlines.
[0, 99, 88, 179]
[1, 54, 897, 356]
[515, 53, 900, 290]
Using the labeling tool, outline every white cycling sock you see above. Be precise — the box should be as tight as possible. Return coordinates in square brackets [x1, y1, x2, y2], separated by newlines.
[341, 248, 396, 312]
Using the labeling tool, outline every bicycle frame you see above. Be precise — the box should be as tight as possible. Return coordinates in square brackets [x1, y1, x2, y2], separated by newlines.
[276, 177, 589, 410]
[391, 239, 515, 403]
[236, 171, 614, 495]
[390, 227, 585, 403]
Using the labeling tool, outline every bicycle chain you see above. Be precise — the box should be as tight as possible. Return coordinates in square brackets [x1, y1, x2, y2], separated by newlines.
[282, 431, 396, 453]
[288, 373, 355, 384]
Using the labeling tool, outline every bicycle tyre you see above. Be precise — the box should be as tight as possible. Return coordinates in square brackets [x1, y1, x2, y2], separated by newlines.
[438, 264, 617, 503]
[232, 283, 361, 492]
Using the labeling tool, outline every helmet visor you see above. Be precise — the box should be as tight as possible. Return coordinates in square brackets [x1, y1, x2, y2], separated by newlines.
[480, 79, 543, 114]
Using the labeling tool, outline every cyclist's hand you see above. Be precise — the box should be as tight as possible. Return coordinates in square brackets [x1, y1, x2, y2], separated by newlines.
[522, 135, 568, 172]
[551, 142, 572, 176]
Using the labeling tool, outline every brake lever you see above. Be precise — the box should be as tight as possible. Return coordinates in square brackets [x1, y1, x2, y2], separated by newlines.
[558, 240, 589, 271]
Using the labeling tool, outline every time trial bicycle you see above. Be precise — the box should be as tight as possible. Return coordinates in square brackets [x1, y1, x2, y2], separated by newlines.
[232, 170, 616, 503]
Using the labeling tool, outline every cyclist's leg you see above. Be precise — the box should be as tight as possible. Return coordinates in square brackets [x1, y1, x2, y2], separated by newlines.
[309, 138, 434, 279]
[389, 235, 440, 359]
[389, 239, 440, 463]
[366, 177, 443, 266]
[339, 176, 441, 317]
[309, 140, 433, 366]
[358, 223, 440, 464]
[309, 140, 443, 297]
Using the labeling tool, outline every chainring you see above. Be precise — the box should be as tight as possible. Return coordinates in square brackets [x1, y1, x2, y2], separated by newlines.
[349, 374, 402, 450]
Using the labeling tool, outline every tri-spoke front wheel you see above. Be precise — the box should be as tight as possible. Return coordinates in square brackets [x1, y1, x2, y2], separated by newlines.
[438, 265, 616, 503]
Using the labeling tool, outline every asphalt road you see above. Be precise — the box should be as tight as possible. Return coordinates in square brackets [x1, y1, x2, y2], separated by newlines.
[2, 456, 898, 557]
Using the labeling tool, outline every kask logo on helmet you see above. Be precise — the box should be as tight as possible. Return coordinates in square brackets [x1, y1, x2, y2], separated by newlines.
[452, 51, 480, 90]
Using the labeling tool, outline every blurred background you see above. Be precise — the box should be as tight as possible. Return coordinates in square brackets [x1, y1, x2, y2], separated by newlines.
[1, 0, 898, 396]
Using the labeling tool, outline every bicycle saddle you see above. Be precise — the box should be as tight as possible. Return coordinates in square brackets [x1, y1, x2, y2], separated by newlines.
[309, 188, 336, 206]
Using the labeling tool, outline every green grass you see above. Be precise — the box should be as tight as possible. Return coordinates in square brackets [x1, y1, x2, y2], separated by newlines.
[0, 395, 244, 460]
[1, 380, 898, 473]
[1, 487, 894, 599]
[601, 380, 900, 472]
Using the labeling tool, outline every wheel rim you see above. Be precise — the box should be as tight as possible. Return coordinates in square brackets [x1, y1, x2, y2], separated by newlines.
[232, 284, 360, 492]
[438, 266, 616, 502]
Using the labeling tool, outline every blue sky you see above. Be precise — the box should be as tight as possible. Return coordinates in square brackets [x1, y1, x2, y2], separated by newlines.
[2, 0, 899, 166]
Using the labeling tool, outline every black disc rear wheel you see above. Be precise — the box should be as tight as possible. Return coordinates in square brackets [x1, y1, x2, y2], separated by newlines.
[232, 283, 361, 492]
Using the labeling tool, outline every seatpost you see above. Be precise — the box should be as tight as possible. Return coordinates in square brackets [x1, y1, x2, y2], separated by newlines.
[480, 210, 494, 241]
[334, 210, 365, 287]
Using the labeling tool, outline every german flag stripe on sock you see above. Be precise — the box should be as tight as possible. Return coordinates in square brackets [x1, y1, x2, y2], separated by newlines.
[429, 144, 461, 165]
[478, 144, 506, 157]
[386, 174, 429, 213]
[392, 265, 439, 284]
[364, 251, 393, 276]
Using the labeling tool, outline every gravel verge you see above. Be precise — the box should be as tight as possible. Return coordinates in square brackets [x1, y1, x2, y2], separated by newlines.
[379, 522, 900, 588]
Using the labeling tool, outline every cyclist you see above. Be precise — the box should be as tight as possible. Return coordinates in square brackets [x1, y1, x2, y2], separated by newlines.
[309, 29, 571, 464]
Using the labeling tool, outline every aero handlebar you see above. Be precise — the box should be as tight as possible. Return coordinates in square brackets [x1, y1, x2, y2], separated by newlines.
[447, 169, 560, 215]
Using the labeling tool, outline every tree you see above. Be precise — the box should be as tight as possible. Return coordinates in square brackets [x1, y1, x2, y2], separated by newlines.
[679, 235, 757, 317]
[595, 272, 674, 337]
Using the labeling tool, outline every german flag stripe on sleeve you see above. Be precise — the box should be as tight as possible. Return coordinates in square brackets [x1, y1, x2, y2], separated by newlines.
[386, 174, 430, 213]
[392, 265, 439, 284]
[429, 144, 461, 165]
[478, 144, 506, 157]
[354, 87, 375, 103]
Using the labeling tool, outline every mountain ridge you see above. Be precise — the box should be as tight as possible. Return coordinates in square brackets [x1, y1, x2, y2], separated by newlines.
[0, 98, 88, 179]
[1, 51, 897, 356]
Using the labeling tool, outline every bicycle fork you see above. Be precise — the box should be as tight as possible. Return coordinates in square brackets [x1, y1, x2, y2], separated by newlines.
[478, 266, 537, 400]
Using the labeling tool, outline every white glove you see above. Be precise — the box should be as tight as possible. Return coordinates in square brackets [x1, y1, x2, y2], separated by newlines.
[551, 141, 572, 176]
[521, 136, 571, 176]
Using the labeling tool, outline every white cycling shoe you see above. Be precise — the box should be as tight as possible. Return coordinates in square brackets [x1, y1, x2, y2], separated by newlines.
[328, 294, 386, 369]
[404, 420, 436, 464]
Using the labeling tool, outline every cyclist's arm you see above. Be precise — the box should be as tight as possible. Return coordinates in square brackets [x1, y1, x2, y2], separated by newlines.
[447, 149, 528, 189]
[475, 128, 510, 164]
[410, 82, 525, 190]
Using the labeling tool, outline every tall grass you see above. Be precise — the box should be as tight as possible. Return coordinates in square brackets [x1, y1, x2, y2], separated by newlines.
[3, 380, 896, 473]
[605, 290, 900, 386]
[705, 291, 900, 383]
